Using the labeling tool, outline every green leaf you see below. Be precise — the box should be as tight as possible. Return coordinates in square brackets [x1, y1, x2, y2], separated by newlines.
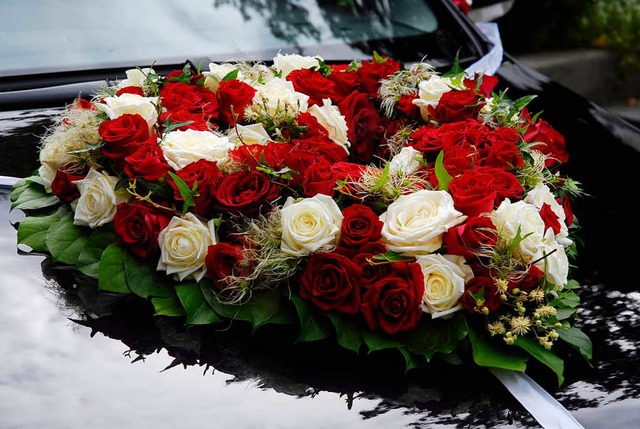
[563, 279, 581, 290]
[17, 206, 69, 252]
[176, 283, 222, 325]
[124, 252, 174, 298]
[77, 229, 118, 278]
[434, 150, 452, 191]
[372, 51, 387, 64]
[370, 162, 390, 192]
[405, 313, 468, 360]
[11, 183, 59, 211]
[551, 290, 580, 308]
[371, 251, 413, 263]
[46, 215, 90, 265]
[168, 171, 197, 214]
[222, 69, 239, 81]
[98, 243, 132, 294]
[555, 307, 577, 320]
[326, 313, 364, 354]
[152, 294, 186, 317]
[442, 49, 464, 78]
[290, 294, 332, 342]
[514, 95, 537, 111]
[468, 325, 528, 372]
[514, 336, 565, 387]
[201, 286, 284, 330]
[398, 347, 423, 374]
[361, 330, 403, 352]
[557, 327, 593, 362]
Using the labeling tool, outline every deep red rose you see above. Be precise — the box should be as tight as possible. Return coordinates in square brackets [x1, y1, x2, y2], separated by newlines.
[524, 118, 568, 167]
[409, 125, 443, 155]
[217, 79, 257, 126]
[123, 135, 170, 181]
[327, 68, 360, 102]
[508, 265, 545, 293]
[205, 243, 246, 292]
[443, 215, 498, 261]
[159, 109, 209, 131]
[339, 91, 384, 163]
[113, 202, 172, 259]
[352, 241, 390, 287]
[486, 167, 524, 204]
[340, 204, 383, 247]
[292, 112, 328, 139]
[287, 69, 337, 106]
[479, 128, 523, 170]
[302, 158, 335, 197]
[463, 73, 499, 97]
[396, 93, 420, 119]
[293, 134, 349, 164]
[170, 159, 222, 217]
[461, 275, 502, 313]
[299, 252, 361, 314]
[330, 162, 367, 182]
[442, 144, 478, 176]
[98, 113, 150, 164]
[215, 170, 280, 214]
[539, 203, 562, 235]
[449, 168, 498, 217]
[360, 262, 424, 335]
[356, 56, 401, 97]
[116, 86, 145, 96]
[561, 195, 574, 227]
[428, 89, 483, 123]
[160, 82, 219, 121]
[51, 169, 85, 203]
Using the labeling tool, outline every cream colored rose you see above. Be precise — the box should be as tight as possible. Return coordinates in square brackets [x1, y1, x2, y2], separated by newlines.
[250, 78, 309, 119]
[416, 254, 473, 319]
[160, 129, 234, 170]
[273, 53, 321, 77]
[119, 67, 154, 88]
[157, 212, 217, 282]
[203, 62, 242, 93]
[379, 190, 466, 256]
[280, 194, 343, 257]
[72, 169, 129, 228]
[536, 229, 570, 289]
[524, 183, 572, 246]
[227, 123, 271, 147]
[492, 199, 546, 262]
[388, 146, 423, 175]
[412, 75, 455, 121]
[307, 99, 350, 153]
[95, 93, 159, 129]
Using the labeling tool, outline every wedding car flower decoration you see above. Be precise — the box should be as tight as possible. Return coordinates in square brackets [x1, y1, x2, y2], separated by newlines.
[10, 52, 591, 386]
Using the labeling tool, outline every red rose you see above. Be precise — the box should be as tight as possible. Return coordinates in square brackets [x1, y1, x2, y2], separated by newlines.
[98, 113, 150, 164]
[170, 159, 222, 217]
[113, 202, 172, 259]
[327, 68, 359, 103]
[539, 203, 562, 235]
[205, 243, 246, 292]
[215, 170, 280, 214]
[409, 125, 443, 155]
[449, 169, 498, 217]
[116, 86, 145, 96]
[293, 134, 349, 164]
[299, 252, 361, 314]
[396, 93, 420, 119]
[302, 158, 335, 197]
[464, 73, 499, 97]
[217, 79, 257, 126]
[74, 98, 95, 110]
[508, 265, 545, 293]
[287, 69, 337, 106]
[428, 89, 483, 123]
[443, 215, 498, 261]
[461, 275, 502, 314]
[339, 91, 384, 163]
[356, 56, 401, 97]
[442, 144, 478, 176]
[340, 204, 383, 247]
[160, 82, 219, 121]
[330, 162, 367, 182]
[479, 127, 523, 170]
[561, 195, 574, 227]
[351, 241, 390, 287]
[360, 262, 424, 335]
[123, 135, 170, 181]
[486, 167, 524, 204]
[51, 169, 85, 203]
[524, 119, 568, 167]
[159, 109, 209, 131]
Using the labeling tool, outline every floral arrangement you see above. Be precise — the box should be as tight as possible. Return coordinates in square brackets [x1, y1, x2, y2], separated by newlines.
[11, 52, 592, 385]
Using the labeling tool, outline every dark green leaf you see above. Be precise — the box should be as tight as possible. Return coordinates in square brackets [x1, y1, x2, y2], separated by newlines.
[405, 313, 468, 360]
[124, 251, 174, 298]
[468, 325, 528, 372]
[557, 327, 593, 362]
[326, 313, 364, 354]
[555, 307, 577, 320]
[77, 229, 118, 278]
[17, 206, 69, 252]
[290, 294, 332, 342]
[46, 215, 90, 265]
[551, 290, 580, 308]
[201, 286, 284, 330]
[398, 348, 423, 374]
[98, 243, 131, 294]
[176, 283, 222, 325]
[362, 330, 403, 352]
[514, 95, 537, 111]
[434, 150, 452, 191]
[514, 336, 565, 387]
[11, 183, 59, 211]
[152, 294, 186, 317]
[168, 171, 197, 214]
[442, 49, 463, 78]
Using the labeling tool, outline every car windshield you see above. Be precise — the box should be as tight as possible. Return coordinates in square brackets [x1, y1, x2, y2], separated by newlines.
[0, 0, 478, 77]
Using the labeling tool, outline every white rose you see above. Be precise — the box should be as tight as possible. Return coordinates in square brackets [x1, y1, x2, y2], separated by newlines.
[95, 93, 159, 129]
[227, 123, 271, 147]
[388, 146, 423, 175]
[72, 169, 128, 228]
[119, 67, 154, 88]
[203, 62, 241, 93]
[157, 212, 217, 282]
[412, 75, 455, 121]
[280, 194, 343, 257]
[273, 53, 321, 78]
[492, 199, 546, 262]
[536, 229, 570, 289]
[380, 190, 466, 256]
[416, 254, 473, 319]
[160, 129, 234, 170]
[251, 78, 309, 118]
[524, 183, 572, 246]
[307, 99, 350, 153]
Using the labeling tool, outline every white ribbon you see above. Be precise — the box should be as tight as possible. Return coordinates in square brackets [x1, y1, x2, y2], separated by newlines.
[490, 368, 585, 429]
[464, 22, 504, 77]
